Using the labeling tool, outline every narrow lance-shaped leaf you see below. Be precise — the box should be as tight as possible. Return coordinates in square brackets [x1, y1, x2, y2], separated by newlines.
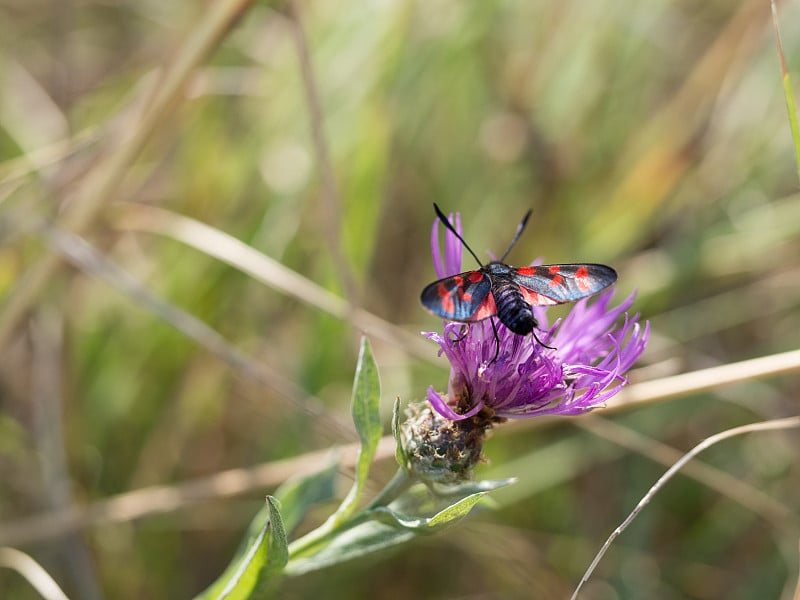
[372, 492, 486, 531]
[331, 336, 382, 523]
[371, 478, 517, 532]
[285, 520, 415, 576]
[771, 0, 800, 183]
[208, 456, 337, 584]
[196, 496, 288, 600]
[392, 396, 408, 470]
[286, 338, 382, 562]
[275, 455, 339, 535]
[285, 478, 517, 575]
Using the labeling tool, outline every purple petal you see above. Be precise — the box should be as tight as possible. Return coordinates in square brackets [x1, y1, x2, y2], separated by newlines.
[426, 386, 484, 421]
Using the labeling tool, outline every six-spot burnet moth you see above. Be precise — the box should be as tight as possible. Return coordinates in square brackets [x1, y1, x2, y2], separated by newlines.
[420, 203, 618, 362]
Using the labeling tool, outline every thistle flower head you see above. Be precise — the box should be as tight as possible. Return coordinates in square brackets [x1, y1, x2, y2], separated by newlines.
[399, 402, 488, 484]
[423, 212, 649, 423]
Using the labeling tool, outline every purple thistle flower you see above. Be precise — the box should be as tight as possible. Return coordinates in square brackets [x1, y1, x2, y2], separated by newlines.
[423, 213, 649, 422]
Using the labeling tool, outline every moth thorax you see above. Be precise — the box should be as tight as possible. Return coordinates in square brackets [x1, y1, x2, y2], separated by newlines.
[493, 278, 535, 335]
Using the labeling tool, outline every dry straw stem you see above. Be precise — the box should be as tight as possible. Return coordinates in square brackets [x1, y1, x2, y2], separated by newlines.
[571, 416, 800, 600]
[286, 0, 359, 306]
[0, 0, 263, 350]
[0, 126, 101, 190]
[0, 437, 395, 548]
[29, 308, 102, 598]
[576, 417, 794, 528]
[114, 203, 435, 362]
[607, 348, 800, 411]
[794, 539, 800, 600]
[0, 547, 69, 600]
[44, 227, 354, 443]
[2, 348, 798, 548]
[595, 0, 766, 253]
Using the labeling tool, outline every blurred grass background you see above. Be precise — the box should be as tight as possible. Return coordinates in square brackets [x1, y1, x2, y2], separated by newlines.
[0, 0, 799, 598]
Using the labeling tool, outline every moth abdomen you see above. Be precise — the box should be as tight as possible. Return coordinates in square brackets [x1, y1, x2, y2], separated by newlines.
[492, 278, 535, 336]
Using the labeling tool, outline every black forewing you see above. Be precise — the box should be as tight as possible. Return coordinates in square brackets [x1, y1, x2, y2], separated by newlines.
[511, 264, 617, 304]
[420, 270, 493, 321]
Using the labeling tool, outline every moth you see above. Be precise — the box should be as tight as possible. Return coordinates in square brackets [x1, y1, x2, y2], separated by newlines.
[420, 204, 617, 359]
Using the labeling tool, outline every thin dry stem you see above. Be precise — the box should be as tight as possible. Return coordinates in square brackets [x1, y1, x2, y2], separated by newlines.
[287, 0, 359, 304]
[0, 547, 70, 600]
[608, 348, 800, 410]
[43, 226, 353, 442]
[0, 438, 395, 547]
[793, 538, 800, 600]
[0, 125, 101, 188]
[113, 203, 436, 362]
[646, 264, 800, 354]
[571, 416, 800, 600]
[0, 0, 263, 350]
[596, 0, 766, 253]
[30, 309, 101, 599]
[577, 416, 794, 527]
[1, 349, 798, 546]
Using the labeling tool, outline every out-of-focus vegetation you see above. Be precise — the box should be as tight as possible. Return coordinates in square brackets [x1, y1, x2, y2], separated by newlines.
[0, 0, 798, 598]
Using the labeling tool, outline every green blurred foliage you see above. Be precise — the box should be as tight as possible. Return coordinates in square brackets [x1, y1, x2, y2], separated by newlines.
[0, 0, 798, 598]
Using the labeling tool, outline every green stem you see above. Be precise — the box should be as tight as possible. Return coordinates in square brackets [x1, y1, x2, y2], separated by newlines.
[287, 468, 411, 560]
[286, 511, 366, 560]
[365, 469, 412, 510]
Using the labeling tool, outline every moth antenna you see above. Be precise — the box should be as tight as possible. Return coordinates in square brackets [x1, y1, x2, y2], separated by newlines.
[499, 209, 533, 262]
[433, 203, 483, 267]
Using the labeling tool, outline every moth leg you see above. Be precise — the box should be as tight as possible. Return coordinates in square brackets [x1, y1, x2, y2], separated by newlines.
[487, 318, 501, 366]
[449, 324, 470, 343]
[531, 324, 556, 350]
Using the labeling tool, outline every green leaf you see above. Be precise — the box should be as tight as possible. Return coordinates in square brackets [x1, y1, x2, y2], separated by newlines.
[285, 520, 415, 576]
[216, 457, 338, 578]
[771, 1, 800, 183]
[391, 396, 407, 469]
[371, 493, 484, 531]
[285, 478, 516, 575]
[332, 336, 382, 522]
[428, 478, 518, 497]
[286, 337, 381, 562]
[371, 478, 517, 532]
[196, 496, 288, 600]
[274, 455, 339, 535]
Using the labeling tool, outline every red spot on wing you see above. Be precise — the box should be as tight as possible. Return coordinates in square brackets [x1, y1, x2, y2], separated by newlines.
[437, 283, 455, 314]
[520, 287, 559, 306]
[516, 266, 535, 276]
[467, 271, 483, 283]
[575, 266, 590, 292]
[549, 274, 564, 287]
[472, 293, 497, 320]
[548, 265, 561, 274]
